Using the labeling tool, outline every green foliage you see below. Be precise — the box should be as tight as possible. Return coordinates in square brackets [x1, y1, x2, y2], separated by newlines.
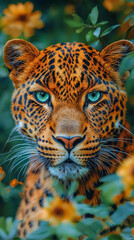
[119, 52, 134, 76]
[65, 5, 121, 47]
[0, 217, 19, 240]
[99, 174, 124, 204]
[21, 174, 134, 240]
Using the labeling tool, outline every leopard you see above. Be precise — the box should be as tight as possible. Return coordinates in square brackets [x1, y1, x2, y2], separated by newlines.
[3, 39, 134, 238]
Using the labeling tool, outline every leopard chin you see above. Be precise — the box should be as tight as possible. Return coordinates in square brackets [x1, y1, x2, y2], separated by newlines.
[49, 161, 89, 180]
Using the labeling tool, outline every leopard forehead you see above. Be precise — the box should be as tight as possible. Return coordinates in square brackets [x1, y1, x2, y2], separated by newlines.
[27, 42, 112, 100]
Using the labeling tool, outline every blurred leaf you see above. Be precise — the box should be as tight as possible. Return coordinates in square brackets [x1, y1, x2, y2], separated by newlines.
[74, 195, 86, 203]
[108, 235, 125, 240]
[76, 26, 85, 33]
[86, 31, 94, 42]
[68, 181, 78, 196]
[75, 203, 92, 215]
[77, 218, 103, 238]
[65, 14, 84, 28]
[119, 52, 134, 76]
[27, 221, 52, 240]
[0, 183, 22, 202]
[54, 223, 81, 239]
[101, 24, 120, 37]
[76, 203, 110, 218]
[130, 16, 134, 25]
[0, 217, 7, 234]
[93, 27, 101, 37]
[100, 174, 120, 182]
[88, 6, 99, 25]
[97, 21, 109, 26]
[111, 202, 134, 224]
[99, 174, 124, 204]
[52, 178, 67, 197]
[0, 217, 18, 240]
[122, 12, 134, 24]
[121, 227, 134, 240]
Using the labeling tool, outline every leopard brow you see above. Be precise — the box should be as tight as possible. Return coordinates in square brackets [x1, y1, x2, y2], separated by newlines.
[88, 84, 108, 93]
[28, 84, 50, 93]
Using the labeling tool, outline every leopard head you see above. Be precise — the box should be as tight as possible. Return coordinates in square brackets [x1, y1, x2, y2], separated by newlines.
[4, 39, 134, 180]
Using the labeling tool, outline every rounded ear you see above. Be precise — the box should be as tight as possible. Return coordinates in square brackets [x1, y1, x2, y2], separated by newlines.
[100, 40, 134, 72]
[3, 39, 39, 87]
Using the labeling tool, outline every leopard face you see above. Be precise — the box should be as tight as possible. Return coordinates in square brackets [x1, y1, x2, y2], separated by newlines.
[4, 39, 134, 181]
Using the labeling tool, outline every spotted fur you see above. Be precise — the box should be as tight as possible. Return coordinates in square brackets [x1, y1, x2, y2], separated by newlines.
[3, 39, 134, 238]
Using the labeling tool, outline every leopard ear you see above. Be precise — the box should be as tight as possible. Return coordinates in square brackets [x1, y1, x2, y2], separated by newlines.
[3, 39, 39, 88]
[101, 40, 134, 71]
[100, 40, 134, 87]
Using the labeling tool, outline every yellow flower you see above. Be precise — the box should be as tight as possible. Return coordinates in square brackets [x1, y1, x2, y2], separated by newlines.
[9, 178, 23, 187]
[103, 0, 124, 11]
[0, 166, 6, 181]
[117, 155, 134, 198]
[1, 2, 44, 38]
[39, 197, 81, 225]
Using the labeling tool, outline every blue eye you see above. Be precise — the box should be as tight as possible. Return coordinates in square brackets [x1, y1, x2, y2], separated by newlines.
[34, 91, 50, 103]
[87, 91, 102, 103]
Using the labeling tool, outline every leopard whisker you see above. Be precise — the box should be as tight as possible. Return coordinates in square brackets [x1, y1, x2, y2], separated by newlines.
[118, 123, 134, 136]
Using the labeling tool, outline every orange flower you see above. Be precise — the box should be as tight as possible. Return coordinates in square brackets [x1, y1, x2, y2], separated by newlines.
[103, 0, 124, 11]
[9, 178, 23, 187]
[0, 166, 6, 181]
[39, 197, 81, 225]
[132, 228, 134, 237]
[1, 2, 44, 38]
[117, 155, 134, 197]
[64, 4, 75, 15]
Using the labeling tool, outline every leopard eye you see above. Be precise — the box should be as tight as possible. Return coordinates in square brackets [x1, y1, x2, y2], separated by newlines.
[33, 91, 50, 103]
[87, 91, 103, 103]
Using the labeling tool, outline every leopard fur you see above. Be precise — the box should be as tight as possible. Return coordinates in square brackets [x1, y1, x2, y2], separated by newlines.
[3, 39, 134, 238]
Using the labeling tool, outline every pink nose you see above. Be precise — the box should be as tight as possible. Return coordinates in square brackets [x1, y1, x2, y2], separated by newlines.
[55, 136, 83, 150]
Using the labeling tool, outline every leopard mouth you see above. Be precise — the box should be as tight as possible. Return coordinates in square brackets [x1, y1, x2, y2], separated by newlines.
[48, 158, 89, 180]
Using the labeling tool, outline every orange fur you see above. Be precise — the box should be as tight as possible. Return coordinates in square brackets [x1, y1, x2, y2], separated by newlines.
[3, 39, 134, 238]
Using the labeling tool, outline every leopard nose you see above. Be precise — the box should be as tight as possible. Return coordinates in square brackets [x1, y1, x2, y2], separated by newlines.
[54, 135, 85, 151]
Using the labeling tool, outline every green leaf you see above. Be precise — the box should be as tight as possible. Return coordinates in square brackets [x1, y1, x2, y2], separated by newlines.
[74, 195, 86, 203]
[119, 52, 134, 76]
[86, 31, 94, 42]
[122, 12, 134, 24]
[0, 229, 7, 239]
[54, 223, 81, 239]
[76, 26, 85, 33]
[101, 24, 120, 37]
[75, 203, 92, 215]
[68, 181, 78, 196]
[100, 174, 120, 182]
[88, 6, 99, 25]
[108, 235, 125, 240]
[121, 227, 134, 240]
[93, 27, 101, 37]
[77, 218, 103, 238]
[0, 217, 7, 234]
[130, 15, 134, 25]
[52, 178, 67, 197]
[27, 221, 52, 240]
[8, 219, 19, 238]
[99, 174, 124, 204]
[97, 21, 109, 27]
[65, 14, 84, 28]
[111, 202, 134, 225]
[76, 203, 110, 218]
